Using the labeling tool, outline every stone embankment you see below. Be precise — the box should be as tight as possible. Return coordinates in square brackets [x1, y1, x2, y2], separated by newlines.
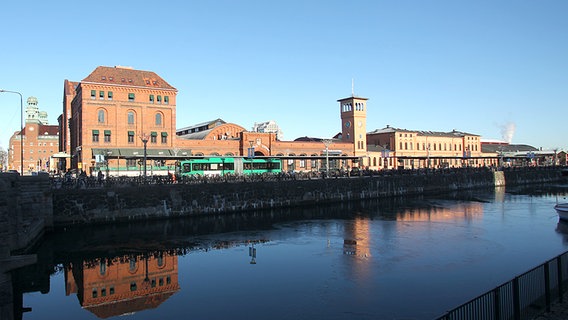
[50, 167, 560, 227]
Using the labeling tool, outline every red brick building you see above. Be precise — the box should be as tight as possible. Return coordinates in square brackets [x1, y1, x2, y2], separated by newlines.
[60, 66, 364, 175]
[8, 97, 59, 174]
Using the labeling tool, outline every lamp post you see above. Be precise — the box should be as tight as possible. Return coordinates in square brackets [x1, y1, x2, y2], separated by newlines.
[139, 133, 149, 179]
[0, 89, 23, 174]
[248, 140, 255, 174]
[322, 139, 332, 177]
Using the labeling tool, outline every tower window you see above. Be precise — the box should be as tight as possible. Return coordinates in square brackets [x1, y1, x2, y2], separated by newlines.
[128, 93, 135, 101]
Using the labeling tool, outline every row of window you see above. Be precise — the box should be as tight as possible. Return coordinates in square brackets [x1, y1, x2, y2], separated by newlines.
[342, 102, 365, 112]
[98, 110, 164, 127]
[398, 142, 467, 152]
[90, 90, 170, 104]
[129, 276, 172, 293]
[92, 130, 169, 144]
[92, 286, 115, 298]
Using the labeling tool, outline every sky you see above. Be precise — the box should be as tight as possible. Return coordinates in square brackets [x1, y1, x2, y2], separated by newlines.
[1, 0, 567, 151]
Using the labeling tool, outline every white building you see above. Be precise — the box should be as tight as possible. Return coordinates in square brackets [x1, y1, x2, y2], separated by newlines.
[252, 120, 283, 140]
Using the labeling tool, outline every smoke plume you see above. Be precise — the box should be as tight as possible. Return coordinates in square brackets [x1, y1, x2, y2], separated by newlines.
[500, 122, 516, 143]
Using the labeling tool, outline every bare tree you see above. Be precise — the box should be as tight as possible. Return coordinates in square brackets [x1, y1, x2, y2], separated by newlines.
[0, 147, 7, 172]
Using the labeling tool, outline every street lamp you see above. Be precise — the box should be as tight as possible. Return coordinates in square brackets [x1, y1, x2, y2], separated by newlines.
[0, 89, 23, 174]
[139, 133, 149, 179]
[322, 139, 333, 177]
[247, 140, 255, 174]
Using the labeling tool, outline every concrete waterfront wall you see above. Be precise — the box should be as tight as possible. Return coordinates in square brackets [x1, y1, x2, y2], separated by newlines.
[0, 173, 52, 255]
[51, 168, 563, 227]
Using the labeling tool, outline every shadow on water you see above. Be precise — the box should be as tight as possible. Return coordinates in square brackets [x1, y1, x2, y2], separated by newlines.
[7, 184, 568, 320]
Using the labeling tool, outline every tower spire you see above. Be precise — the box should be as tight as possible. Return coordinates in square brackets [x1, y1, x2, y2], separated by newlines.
[351, 78, 354, 96]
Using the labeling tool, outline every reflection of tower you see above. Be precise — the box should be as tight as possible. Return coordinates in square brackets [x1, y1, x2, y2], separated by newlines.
[65, 252, 180, 318]
[342, 217, 373, 284]
[249, 244, 257, 264]
[343, 217, 372, 258]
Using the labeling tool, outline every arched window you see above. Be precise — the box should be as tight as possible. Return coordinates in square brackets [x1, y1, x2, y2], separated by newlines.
[97, 110, 105, 124]
[127, 111, 135, 125]
[155, 113, 163, 126]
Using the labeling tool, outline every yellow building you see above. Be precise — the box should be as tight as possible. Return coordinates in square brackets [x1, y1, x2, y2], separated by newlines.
[365, 126, 488, 170]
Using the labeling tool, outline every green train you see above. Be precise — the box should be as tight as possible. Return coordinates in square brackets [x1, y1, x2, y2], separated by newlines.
[175, 157, 282, 176]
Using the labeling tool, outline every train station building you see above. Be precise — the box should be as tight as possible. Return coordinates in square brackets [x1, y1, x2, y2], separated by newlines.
[49, 65, 556, 176]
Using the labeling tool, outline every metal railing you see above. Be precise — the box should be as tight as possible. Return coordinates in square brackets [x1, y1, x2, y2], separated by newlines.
[435, 251, 568, 320]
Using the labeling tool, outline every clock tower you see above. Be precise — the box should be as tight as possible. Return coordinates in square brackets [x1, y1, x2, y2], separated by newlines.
[339, 95, 368, 157]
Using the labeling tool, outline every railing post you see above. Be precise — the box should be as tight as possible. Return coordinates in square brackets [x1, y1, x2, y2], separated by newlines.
[493, 287, 501, 320]
[545, 262, 551, 312]
[513, 276, 521, 320]
[559, 256, 564, 303]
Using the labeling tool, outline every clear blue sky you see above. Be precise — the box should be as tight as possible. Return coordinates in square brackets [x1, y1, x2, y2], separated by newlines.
[1, 0, 567, 151]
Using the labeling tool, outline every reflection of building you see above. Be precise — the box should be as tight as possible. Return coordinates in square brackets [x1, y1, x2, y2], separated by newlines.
[65, 252, 179, 318]
[394, 202, 484, 222]
[8, 97, 59, 173]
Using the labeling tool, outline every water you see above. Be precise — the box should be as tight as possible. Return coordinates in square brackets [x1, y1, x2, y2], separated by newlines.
[14, 185, 568, 320]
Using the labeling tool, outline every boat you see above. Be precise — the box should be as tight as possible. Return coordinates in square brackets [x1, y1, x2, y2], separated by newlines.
[554, 203, 568, 221]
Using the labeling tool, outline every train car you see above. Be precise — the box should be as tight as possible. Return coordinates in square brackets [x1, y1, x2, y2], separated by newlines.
[175, 157, 282, 176]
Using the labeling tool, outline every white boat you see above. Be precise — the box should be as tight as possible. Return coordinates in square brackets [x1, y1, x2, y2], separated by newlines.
[554, 203, 568, 221]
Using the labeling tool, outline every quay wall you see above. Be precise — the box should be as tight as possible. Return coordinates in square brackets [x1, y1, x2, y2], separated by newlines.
[0, 173, 52, 255]
[51, 168, 563, 227]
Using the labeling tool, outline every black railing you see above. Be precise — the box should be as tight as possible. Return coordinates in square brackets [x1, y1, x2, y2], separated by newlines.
[435, 251, 568, 320]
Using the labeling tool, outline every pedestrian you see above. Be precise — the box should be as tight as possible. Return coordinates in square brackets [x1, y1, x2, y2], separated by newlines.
[97, 170, 104, 186]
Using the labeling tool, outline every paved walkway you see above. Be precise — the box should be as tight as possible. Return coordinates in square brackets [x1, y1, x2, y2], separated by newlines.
[532, 296, 568, 320]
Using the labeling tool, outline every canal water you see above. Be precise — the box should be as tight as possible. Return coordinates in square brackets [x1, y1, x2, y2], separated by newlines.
[15, 184, 568, 320]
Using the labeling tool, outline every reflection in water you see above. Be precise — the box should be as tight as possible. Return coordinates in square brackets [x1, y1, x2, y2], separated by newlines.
[65, 252, 179, 318]
[394, 201, 484, 222]
[8, 186, 568, 319]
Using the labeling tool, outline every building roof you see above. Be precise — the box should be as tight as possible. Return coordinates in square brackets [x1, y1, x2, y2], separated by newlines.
[81, 66, 177, 91]
[367, 126, 479, 137]
[481, 144, 538, 153]
[17, 124, 59, 136]
[64, 80, 78, 96]
[176, 118, 225, 133]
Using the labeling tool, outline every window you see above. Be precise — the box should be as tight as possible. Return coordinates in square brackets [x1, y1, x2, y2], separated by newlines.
[107, 91, 113, 100]
[127, 111, 135, 125]
[161, 132, 168, 144]
[128, 131, 135, 143]
[92, 130, 99, 143]
[98, 110, 105, 124]
[91, 90, 96, 99]
[155, 113, 162, 126]
[130, 282, 137, 292]
[128, 93, 135, 101]
[99, 91, 104, 99]
[157, 95, 162, 104]
[127, 159, 136, 167]
[100, 260, 106, 275]
[104, 130, 111, 143]
[149, 95, 154, 103]
[164, 96, 169, 104]
[129, 258, 136, 271]
[151, 132, 157, 144]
